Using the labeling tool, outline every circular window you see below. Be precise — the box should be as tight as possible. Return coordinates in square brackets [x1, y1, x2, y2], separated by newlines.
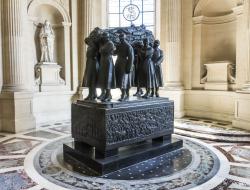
[123, 4, 140, 21]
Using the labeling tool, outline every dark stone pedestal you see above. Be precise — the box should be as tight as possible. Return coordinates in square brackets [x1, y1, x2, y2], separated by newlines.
[64, 97, 183, 175]
[63, 137, 183, 175]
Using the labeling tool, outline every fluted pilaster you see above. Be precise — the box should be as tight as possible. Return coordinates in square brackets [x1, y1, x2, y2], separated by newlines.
[79, 0, 94, 85]
[1, 0, 27, 91]
[164, 0, 183, 90]
[232, 5, 248, 90]
[243, 0, 250, 90]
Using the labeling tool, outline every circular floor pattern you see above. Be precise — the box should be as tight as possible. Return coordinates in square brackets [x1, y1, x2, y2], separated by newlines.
[175, 118, 250, 143]
[31, 136, 225, 190]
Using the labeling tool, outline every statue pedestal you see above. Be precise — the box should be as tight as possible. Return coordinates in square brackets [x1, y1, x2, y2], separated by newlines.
[35, 62, 66, 92]
[203, 62, 235, 91]
[64, 97, 183, 175]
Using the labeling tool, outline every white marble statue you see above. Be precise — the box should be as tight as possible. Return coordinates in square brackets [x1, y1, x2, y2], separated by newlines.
[39, 20, 55, 63]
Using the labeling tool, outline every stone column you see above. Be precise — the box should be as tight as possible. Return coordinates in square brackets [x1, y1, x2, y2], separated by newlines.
[243, 0, 250, 90]
[77, 0, 96, 98]
[0, 0, 35, 133]
[71, 0, 79, 92]
[159, 0, 184, 118]
[63, 22, 72, 91]
[182, 0, 193, 90]
[192, 17, 203, 89]
[233, 6, 248, 89]
[164, 0, 183, 90]
[233, 1, 250, 130]
[1, 0, 27, 91]
[79, 0, 94, 86]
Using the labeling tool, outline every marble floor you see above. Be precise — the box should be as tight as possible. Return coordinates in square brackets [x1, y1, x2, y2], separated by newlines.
[0, 118, 249, 190]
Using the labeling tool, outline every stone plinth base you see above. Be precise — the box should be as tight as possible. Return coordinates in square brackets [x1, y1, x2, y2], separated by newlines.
[65, 97, 183, 174]
[233, 91, 250, 131]
[203, 62, 233, 91]
[205, 82, 228, 91]
[33, 91, 74, 125]
[0, 92, 36, 133]
[64, 137, 183, 175]
[35, 62, 66, 92]
[71, 97, 174, 155]
[184, 90, 234, 122]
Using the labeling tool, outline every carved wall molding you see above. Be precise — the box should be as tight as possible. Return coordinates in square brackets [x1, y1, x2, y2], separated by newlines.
[27, 0, 71, 24]
[193, 0, 241, 17]
[193, 13, 237, 25]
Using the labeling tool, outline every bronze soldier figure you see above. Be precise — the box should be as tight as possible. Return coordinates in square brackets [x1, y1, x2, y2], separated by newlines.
[82, 37, 100, 100]
[152, 40, 164, 97]
[132, 41, 144, 96]
[114, 33, 134, 101]
[141, 38, 158, 98]
[97, 32, 116, 102]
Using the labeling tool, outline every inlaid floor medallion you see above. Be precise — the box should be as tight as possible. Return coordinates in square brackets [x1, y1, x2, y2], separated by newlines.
[32, 136, 223, 190]
[0, 119, 249, 190]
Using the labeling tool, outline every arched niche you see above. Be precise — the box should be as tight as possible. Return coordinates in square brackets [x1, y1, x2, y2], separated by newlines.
[194, 0, 237, 17]
[32, 4, 64, 24]
[192, 0, 239, 90]
[27, 0, 72, 91]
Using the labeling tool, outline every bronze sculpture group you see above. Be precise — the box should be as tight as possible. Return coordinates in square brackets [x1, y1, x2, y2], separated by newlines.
[82, 27, 164, 102]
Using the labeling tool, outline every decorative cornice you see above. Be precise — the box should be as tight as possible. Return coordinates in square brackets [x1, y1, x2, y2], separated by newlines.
[193, 12, 237, 24]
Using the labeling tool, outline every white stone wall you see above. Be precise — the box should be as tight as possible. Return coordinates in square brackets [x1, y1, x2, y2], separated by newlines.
[182, 0, 250, 130]
[1, 0, 250, 132]
[202, 21, 236, 67]
[185, 90, 235, 121]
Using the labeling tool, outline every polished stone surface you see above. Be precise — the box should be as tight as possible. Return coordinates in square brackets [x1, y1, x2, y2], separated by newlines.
[211, 179, 250, 190]
[50, 125, 71, 134]
[35, 136, 219, 189]
[0, 158, 24, 169]
[70, 98, 178, 175]
[24, 130, 61, 139]
[230, 165, 250, 178]
[102, 148, 191, 180]
[0, 137, 42, 155]
[64, 137, 183, 175]
[175, 117, 250, 142]
[0, 170, 37, 190]
[0, 118, 249, 190]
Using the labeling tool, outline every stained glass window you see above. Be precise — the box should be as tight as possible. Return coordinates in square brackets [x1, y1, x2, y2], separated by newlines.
[107, 0, 155, 33]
